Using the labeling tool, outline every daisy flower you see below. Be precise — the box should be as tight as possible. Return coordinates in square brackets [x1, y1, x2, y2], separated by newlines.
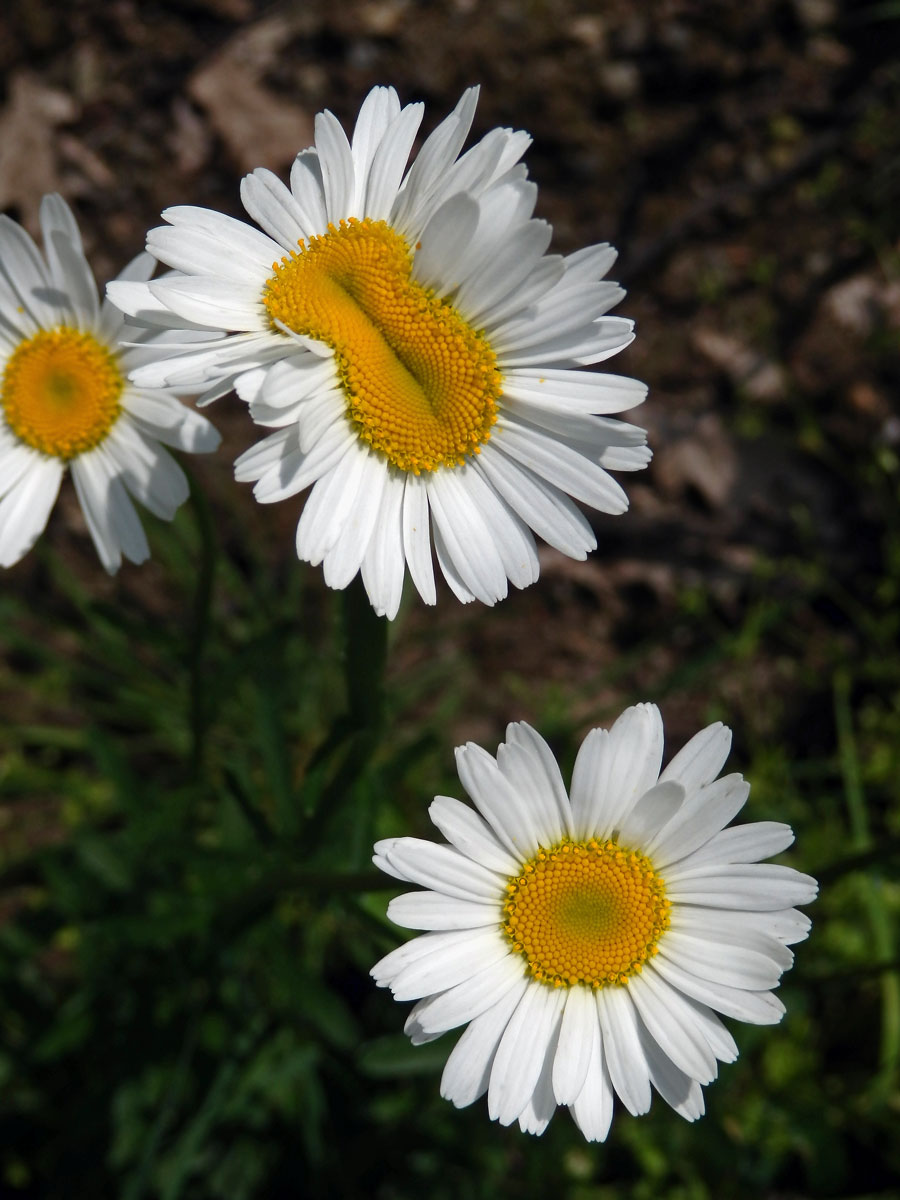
[0, 195, 220, 571]
[107, 86, 649, 617]
[371, 704, 817, 1140]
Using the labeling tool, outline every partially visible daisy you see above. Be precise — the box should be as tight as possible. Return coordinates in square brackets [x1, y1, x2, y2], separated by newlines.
[371, 704, 817, 1140]
[108, 86, 649, 617]
[0, 194, 220, 571]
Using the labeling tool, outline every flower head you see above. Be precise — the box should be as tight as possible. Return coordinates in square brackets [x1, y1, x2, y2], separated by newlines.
[0, 195, 220, 571]
[371, 704, 817, 1140]
[108, 86, 649, 616]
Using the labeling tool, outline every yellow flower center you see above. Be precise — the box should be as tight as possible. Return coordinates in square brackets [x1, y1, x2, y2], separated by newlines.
[2, 327, 124, 460]
[503, 838, 671, 989]
[263, 218, 501, 474]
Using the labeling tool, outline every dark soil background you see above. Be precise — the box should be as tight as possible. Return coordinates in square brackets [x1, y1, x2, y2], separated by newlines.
[2, 2, 900, 1198]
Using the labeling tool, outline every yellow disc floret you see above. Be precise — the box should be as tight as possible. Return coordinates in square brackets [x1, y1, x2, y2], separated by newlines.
[2, 327, 124, 460]
[263, 218, 501, 474]
[503, 838, 671, 989]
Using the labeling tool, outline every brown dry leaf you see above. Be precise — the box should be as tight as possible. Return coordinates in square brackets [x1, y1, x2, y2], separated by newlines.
[0, 71, 78, 229]
[188, 16, 314, 173]
[653, 413, 738, 510]
[692, 326, 784, 401]
[169, 96, 214, 175]
[57, 134, 116, 189]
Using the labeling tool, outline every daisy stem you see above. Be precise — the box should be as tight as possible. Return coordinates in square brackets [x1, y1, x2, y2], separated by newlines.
[833, 668, 900, 1096]
[296, 578, 389, 843]
[341, 574, 388, 733]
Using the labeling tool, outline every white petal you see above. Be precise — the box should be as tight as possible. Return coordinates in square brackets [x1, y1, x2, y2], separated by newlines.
[391, 87, 480, 237]
[440, 973, 529, 1108]
[258, 420, 354, 502]
[411, 952, 526, 1035]
[627, 970, 720, 1083]
[428, 795, 520, 876]
[488, 983, 564, 1126]
[477, 442, 597, 560]
[387, 891, 500, 932]
[315, 109, 355, 222]
[569, 704, 665, 841]
[375, 837, 505, 902]
[650, 955, 786, 1025]
[432, 517, 476, 604]
[240, 168, 310, 250]
[401, 471, 436, 606]
[41, 196, 99, 327]
[671, 909, 794, 971]
[104, 470, 151, 564]
[0, 454, 62, 567]
[72, 448, 150, 571]
[148, 276, 266, 332]
[0, 437, 40, 499]
[660, 721, 732, 792]
[364, 102, 424, 220]
[372, 926, 486, 984]
[106, 279, 214, 330]
[426, 467, 508, 605]
[570, 1019, 614, 1142]
[615, 780, 685, 849]
[517, 1018, 561, 1136]
[498, 722, 573, 842]
[495, 418, 628, 515]
[159, 205, 283, 265]
[123, 389, 220, 453]
[412, 193, 481, 296]
[290, 150, 328, 234]
[102, 421, 188, 519]
[638, 1024, 705, 1121]
[646, 774, 750, 866]
[350, 86, 400, 207]
[673, 821, 795, 871]
[661, 930, 784, 991]
[481, 255, 565, 329]
[0, 215, 57, 329]
[294, 441, 370, 561]
[456, 220, 553, 324]
[596, 986, 651, 1116]
[664, 863, 818, 910]
[552, 984, 598, 1105]
[503, 368, 647, 416]
[70, 452, 120, 571]
[462, 460, 540, 590]
[455, 742, 542, 860]
[321, 448, 386, 590]
[360, 470, 406, 619]
[385, 928, 511, 1002]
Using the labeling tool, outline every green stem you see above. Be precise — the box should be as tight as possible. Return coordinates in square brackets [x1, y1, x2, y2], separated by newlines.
[300, 579, 389, 845]
[834, 668, 900, 1095]
[341, 574, 388, 732]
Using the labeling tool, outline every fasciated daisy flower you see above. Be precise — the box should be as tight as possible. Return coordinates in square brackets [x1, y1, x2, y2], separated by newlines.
[371, 704, 817, 1140]
[107, 86, 649, 617]
[0, 195, 220, 571]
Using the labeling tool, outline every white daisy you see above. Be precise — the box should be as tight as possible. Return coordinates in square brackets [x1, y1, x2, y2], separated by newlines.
[371, 704, 817, 1140]
[107, 86, 649, 617]
[0, 194, 220, 572]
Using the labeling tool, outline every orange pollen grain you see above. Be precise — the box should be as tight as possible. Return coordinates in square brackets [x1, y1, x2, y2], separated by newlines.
[502, 837, 670, 989]
[262, 217, 501, 474]
[1, 327, 124, 460]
